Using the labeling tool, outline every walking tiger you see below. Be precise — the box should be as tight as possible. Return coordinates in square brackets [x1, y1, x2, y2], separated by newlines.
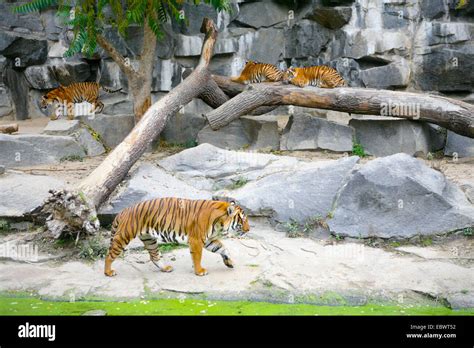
[104, 198, 250, 277]
[40, 82, 122, 120]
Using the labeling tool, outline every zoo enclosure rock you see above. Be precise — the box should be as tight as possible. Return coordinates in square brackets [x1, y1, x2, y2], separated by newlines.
[0, 172, 65, 218]
[328, 153, 474, 238]
[0, 134, 86, 167]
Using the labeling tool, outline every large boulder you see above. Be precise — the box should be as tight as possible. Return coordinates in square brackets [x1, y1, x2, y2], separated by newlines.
[416, 44, 474, 92]
[0, 172, 65, 218]
[328, 154, 474, 238]
[197, 120, 251, 150]
[0, 134, 86, 167]
[304, 6, 352, 29]
[233, 1, 289, 29]
[2, 68, 30, 120]
[214, 156, 360, 226]
[99, 163, 211, 221]
[349, 117, 444, 157]
[160, 111, 207, 145]
[280, 113, 354, 152]
[444, 131, 474, 158]
[0, 34, 48, 67]
[77, 114, 135, 149]
[284, 20, 332, 58]
[158, 143, 300, 191]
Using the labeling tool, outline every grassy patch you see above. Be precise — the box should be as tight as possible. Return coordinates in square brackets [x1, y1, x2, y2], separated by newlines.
[227, 177, 249, 190]
[78, 235, 108, 261]
[0, 219, 11, 233]
[352, 142, 367, 157]
[60, 155, 84, 162]
[158, 243, 186, 253]
[0, 296, 473, 316]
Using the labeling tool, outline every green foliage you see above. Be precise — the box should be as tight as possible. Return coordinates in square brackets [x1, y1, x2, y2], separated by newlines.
[60, 154, 84, 162]
[227, 177, 248, 190]
[283, 219, 303, 238]
[463, 227, 473, 237]
[352, 142, 367, 157]
[159, 243, 186, 253]
[14, 0, 230, 58]
[0, 219, 11, 232]
[78, 235, 108, 261]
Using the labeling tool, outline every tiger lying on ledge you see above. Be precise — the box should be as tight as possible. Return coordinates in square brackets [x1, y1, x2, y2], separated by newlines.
[104, 198, 250, 277]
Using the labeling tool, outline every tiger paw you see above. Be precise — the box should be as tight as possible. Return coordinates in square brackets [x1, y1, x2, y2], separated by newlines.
[223, 258, 234, 268]
[104, 269, 117, 277]
[161, 265, 173, 273]
[195, 268, 208, 276]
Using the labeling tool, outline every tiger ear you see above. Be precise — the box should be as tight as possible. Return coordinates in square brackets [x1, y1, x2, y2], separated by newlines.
[227, 201, 236, 215]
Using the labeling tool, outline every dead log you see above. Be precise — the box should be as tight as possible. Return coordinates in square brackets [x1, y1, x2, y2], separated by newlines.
[30, 18, 220, 237]
[0, 123, 19, 134]
[204, 82, 474, 139]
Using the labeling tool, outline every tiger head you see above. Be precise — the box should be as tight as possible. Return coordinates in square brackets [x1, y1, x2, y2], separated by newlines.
[284, 66, 298, 81]
[40, 86, 65, 109]
[222, 201, 250, 236]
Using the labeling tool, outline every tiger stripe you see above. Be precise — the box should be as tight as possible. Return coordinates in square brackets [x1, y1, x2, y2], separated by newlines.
[231, 61, 285, 84]
[104, 197, 250, 277]
[286, 65, 347, 88]
[40, 82, 122, 120]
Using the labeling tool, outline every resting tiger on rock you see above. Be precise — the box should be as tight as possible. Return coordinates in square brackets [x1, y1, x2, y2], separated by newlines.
[286, 65, 347, 88]
[40, 82, 122, 120]
[231, 60, 286, 84]
[104, 198, 250, 277]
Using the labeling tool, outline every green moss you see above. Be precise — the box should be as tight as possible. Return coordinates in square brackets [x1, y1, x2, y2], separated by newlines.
[159, 243, 186, 253]
[352, 142, 367, 158]
[227, 177, 249, 190]
[0, 295, 472, 316]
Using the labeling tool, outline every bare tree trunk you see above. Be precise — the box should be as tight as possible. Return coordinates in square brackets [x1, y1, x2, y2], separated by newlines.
[96, 14, 157, 123]
[0, 123, 18, 134]
[32, 18, 219, 238]
[204, 82, 474, 138]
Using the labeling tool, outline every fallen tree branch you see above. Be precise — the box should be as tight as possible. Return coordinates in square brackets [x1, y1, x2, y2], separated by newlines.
[30, 18, 221, 238]
[204, 82, 474, 138]
[0, 123, 19, 134]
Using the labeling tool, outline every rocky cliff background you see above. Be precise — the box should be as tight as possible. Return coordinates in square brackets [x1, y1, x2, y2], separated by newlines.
[0, 0, 473, 121]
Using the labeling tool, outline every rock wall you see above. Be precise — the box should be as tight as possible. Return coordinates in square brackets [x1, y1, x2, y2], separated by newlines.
[0, 0, 473, 156]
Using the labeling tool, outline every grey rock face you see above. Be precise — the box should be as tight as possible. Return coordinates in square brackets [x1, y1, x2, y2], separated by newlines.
[328, 154, 474, 238]
[241, 116, 280, 151]
[233, 1, 289, 28]
[417, 45, 474, 92]
[281, 113, 354, 152]
[0, 172, 65, 217]
[349, 117, 441, 157]
[360, 62, 410, 89]
[215, 156, 360, 225]
[0, 134, 86, 167]
[444, 131, 474, 158]
[100, 163, 211, 220]
[0, 35, 48, 67]
[72, 128, 106, 157]
[284, 20, 332, 58]
[197, 120, 251, 150]
[77, 114, 135, 149]
[160, 112, 207, 145]
[158, 143, 300, 191]
[304, 6, 352, 29]
[3, 68, 30, 120]
[42, 120, 81, 135]
[420, 0, 446, 19]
